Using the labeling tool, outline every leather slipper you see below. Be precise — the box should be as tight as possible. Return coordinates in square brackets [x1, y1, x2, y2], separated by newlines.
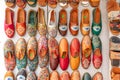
[60, 71, 70, 80]
[16, 0, 26, 8]
[59, 9, 67, 36]
[48, 0, 57, 8]
[50, 71, 59, 80]
[70, 0, 79, 8]
[70, 38, 80, 70]
[5, 0, 15, 8]
[38, 0, 47, 6]
[69, 8, 79, 36]
[48, 37, 59, 70]
[89, 0, 100, 7]
[16, 8, 26, 36]
[93, 72, 103, 80]
[4, 8, 15, 38]
[71, 70, 80, 80]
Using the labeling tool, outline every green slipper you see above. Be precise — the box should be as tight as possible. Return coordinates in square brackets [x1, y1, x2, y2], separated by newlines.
[28, 10, 37, 37]
[92, 7, 102, 36]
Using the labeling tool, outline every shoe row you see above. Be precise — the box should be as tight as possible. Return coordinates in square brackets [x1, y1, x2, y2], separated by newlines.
[4, 7, 102, 38]
[5, 0, 100, 8]
[4, 68, 103, 80]
[4, 35, 102, 71]
[107, 0, 120, 80]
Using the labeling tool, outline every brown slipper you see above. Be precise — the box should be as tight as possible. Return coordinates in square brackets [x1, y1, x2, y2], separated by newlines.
[70, 0, 79, 8]
[89, 0, 100, 7]
[48, 0, 57, 8]
[38, 0, 47, 6]
[5, 0, 15, 8]
[69, 8, 79, 36]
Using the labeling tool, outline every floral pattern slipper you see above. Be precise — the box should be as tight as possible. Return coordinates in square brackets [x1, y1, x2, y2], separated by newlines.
[16, 8, 26, 36]
[27, 71, 37, 80]
[69, 8, 79, 36]
[93, 72, 103, 80]
[71, 70, 80, 80]
[27, 0, 37, 7]
[38, 67, 49, 80]
[92, 35, 102, 69]
[59, 38, 69, 70]
[27, 37, 38, 71]
[48, 10, 57, 38]
[59, 9, 67, 36]
[5, 0, 15, 8]
[4, 8, 15, 38]
[82, 35, 92, 69]
[38, 8, 47, 36]
[4, 71, 15, 80]
[50, 71, 60, 80]
[38, 36, 49, 68]
[38, 0, 47, 6]
[92, 7, 102, 36]
[60, 71, 70, 80]
[16, 38, 27, 70]
[48, 37, 59, 70]
[16, 0, 26, 8]
[4, 39, 16, 71]
[16, 68, 27, 80]
[70, 38, 80, 70]
[28, 10, 37, 37]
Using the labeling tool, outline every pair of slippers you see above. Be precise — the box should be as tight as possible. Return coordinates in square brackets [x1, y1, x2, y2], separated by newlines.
[82, 35, 102, 69]
[4, 37, 38, 71]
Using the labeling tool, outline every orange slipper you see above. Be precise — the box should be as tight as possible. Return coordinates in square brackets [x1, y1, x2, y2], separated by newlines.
[16, 8, 26, 36]
[38, 0, 47, 6]
[48, 0, 57, 8]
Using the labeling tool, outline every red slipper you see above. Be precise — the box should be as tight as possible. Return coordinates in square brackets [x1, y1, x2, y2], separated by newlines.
[4, 8, 15, 38]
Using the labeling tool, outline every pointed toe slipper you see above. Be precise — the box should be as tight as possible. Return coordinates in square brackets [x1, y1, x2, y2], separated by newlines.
[48, 10, 57, 38]
[38, 0, 47, 6]
[5, 0, 15, 8]
[38, 36, 48, 68]
[27, 71, 37, 80]
[58, 0, 68, 8]
[82, 35, 92, 69]
[59, 38, 69, 70]
[16, 68, 27, 80]
[27, 37, 38, 71]
[69, 8, 79, 36]
[80, 9, 90, 36]
[4, 39, 16, 71]
[92, 7, 102, 36]
[16, 0, 26, 8]
[59, 9, 67, 36]
[28, 10, 37, 37]
[93, 72, 103, 80]
[38, 8, 47, 36]
[4, 8, 15, 38]
[48, 0, 57, 8]
[70, 38, 80, 70]
[71, 70, 80, 80]
[89, 0, 100, 7]
[60, 71, 70, 80]
[50, 71, 60, 80]
[38, 67, 49, 80]
[92, 35, 102, 69]
[4, 71, 15, 80]
[82, 73, 91, 80]
[16, 38, 27, 70]
[27, 0, 37, 7]
[16, 8, 26, 36]
[48, 37, 59, 70]
[70, 0, 79, 8]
